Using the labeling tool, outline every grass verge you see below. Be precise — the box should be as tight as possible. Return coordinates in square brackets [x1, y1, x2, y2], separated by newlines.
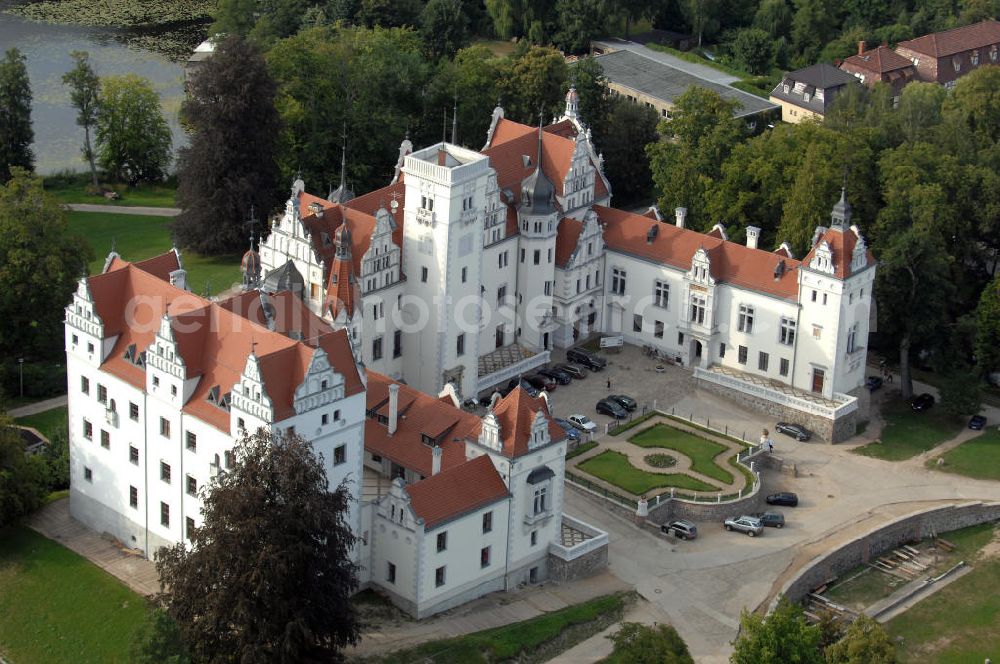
[566, 440, 598, 460]
[578, 450, 717, 495]
[930, 428, 1000, 480]
[14, 406, 68, 442]
[46, 178, 177, 208]
[0, 525, 152, 664]
[359, 592, 633, 664]
[608, 411, 656, 436]
[853, 399, 961, 461]
[629, 423, 733, 484]
[69, 211, 241, 295]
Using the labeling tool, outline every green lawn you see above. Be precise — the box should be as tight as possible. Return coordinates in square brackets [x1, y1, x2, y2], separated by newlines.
[853, 399, 962, 461]
[931, 428, 1000, 480]
[577, 450, 717, 495]
[887, 524, 1000, 663]
[45, 179, 177, 208]
[566, 440, 598, 460]
[14, 406, 68, 442]
[364, 592, 629, 663]
[69, 211, 242, 295]
[629, 424, 734, 484]
[0, 525, 152, 664]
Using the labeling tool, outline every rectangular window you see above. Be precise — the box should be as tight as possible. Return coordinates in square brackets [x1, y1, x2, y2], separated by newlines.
[160, 502, 170, 528]
[719, 343, 726, 358]
[435, 566, 446, 587]
[456, 333, 465, 356]
[533, 250, 540, 265]
[530, 530, 538, 546]
[738, 346, 748, 365]
[225, 450, 235, 469]
[520, 248, 525, 263]
[387, 562, 396, 584]
[633, 314, 642, 333]
[81, 376, 90, 394]
[186, 517, 195, 540]
[160, 462, 171, 484]
[737, 305, 754, 334]
[758, 352, 769, 372]
[654, 321, 664, 338]
[129, 485, 138, 509]
[393, 330, 402, 358]
[170, 385, 177, 397]
[372, 336, 383, 360]
[97, 384, 107, 404]
[779, 358, 790, 376]
[544, 281, 552, 296]
[690, 295, 706, 325]
[321, 413, 328, 425]
[847, 324, 858, 354]
[811, 290, 817, 302]
[812, 325, 822, 340]
[437, 532, 447, 552]
[482, 511, 493, 533]
[421, 267, 428, 283]
[611, 268, 626, 295]
[83, 419, 93, 440]
[654, 281, 670, 308]
[160, 417, 170, 438]
[100, 430, 110, 449]
[129, 402, 139, 421]
[576, 278, 581, 294]
[779, 317, 796, 346]
[533, 486, 548, 515]
[153, 375, 159, 388]
[129, 445, 139, 465]
[84, 466, 93, 482]
[677, 332, 684, 345]
[372, 302, 384, 320]
[812, 368, 826, 394]
[186, 431, 197, 452]
[547, 248, 553, 263]
[334, 444, 346, 466]
[461, 266, 467, 283]
[481, 546, 491, 568]
[823, 293, 828, 305]
[186, 475, 197, 496]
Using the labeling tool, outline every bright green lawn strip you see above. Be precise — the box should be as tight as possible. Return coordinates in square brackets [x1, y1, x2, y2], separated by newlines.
[608, 411, 655, 436]
[0, 525, 152, 664]
[14, 406, 68, 442]
[854, 399, 961, 461]
[629, 424, 734, 484]
[566, 440, 598, 459]
[578, 450, 716, 495]
[933, 428, 1000, 480]
[47, 181, 177, 207]
[69, 211, 241, 295]
[367, 592, 628, 663]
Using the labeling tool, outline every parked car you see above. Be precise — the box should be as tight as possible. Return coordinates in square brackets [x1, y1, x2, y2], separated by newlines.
[567, 414, 597, 433]
[539, 367, 572, 385]
[554, 418, 582, 442]
[596, 398, 628, 419]
[724, 515, 763, 536]
[525, 373, 557, 392]
[766, 492, 799, 507]
[752, 512, 785, 528]
[661, 519, 698, 540]
[504, 378, 539, 398]
[775, 422, 812, 442]
[567, 347, 607, 371]
[607, 394, 637, 412]
[969, 415, 987, 430]
[865, 375, 883, 391]
[555, 363, 587, 379]
[911, 393, 935, 412]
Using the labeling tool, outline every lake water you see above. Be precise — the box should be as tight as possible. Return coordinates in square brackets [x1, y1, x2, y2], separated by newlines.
[0, 7, 187, 174]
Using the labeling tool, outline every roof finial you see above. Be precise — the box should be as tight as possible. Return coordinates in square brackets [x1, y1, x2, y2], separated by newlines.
[536, 107, 544, 169]
[110, 236, 117, 254]
[338, 122, 348, 193]
[451, 95, 458, 145]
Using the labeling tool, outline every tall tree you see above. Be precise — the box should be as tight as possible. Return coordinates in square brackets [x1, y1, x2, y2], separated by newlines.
[730, 597, 823, 664]
[0, 169, 91, 361]
[553, 0, 607, 54]
[975, 275, 1000, 375]
[0, 416, 51, 527]
[572, 56, 613, 140]
[421, 0, 470, 62]
[155, 429, 360, 663]
[790, 0, 836, 64]
[601, 98, 659, 204]
[173, 37, 282, 255]
[728, 27, 774, 75]
[500, 45, 569, 125]
[95, 74, 172, 184]
[62, 51, 102, 188]
[0, 48, 34, 183]
[682, 0, 723, 47]
[824, 614, 896, 664]
[607, 622, 694, 663]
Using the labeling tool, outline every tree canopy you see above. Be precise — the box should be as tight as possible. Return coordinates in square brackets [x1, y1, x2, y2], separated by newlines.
[95, 74, 172, 184]
[607, 622, 694, 663]
[0, 48, 34, 183]
[730, 597, 822, 664]
[62, 51, 101, 188]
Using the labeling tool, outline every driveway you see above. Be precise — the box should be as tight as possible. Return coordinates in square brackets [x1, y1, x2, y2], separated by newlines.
[65, 203, 181, 217]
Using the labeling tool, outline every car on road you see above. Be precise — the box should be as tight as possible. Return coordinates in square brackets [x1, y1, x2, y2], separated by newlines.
[539, 367, 572, 385]
[752, 512, 785, 528]
[567, 414, 597, 433]
[969, 414, 988, 430]
[607, 394, 638, 412]
[554, 418, 582, 443]
[865, 375, 883, 391]
[766, 492, 799, 507]
[775, 422, 812, 442]
[525, 374, 557, 392]
[911, 393, 935, 412]
[596, 398, 628, 419]
[661, 520, 698, 540]
[567, 347, 608, 371]
[724, 515, 763, 536]
[555, 363, 587, 379]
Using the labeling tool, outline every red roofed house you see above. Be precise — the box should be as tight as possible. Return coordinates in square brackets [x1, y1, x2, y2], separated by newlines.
[894, 19, 1000, 87]
[839, 42, 918, 100]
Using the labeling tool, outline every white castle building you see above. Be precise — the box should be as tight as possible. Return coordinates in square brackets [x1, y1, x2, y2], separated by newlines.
[257, 90, 875, 440]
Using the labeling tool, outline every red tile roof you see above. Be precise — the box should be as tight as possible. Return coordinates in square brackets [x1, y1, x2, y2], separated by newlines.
[897, 19, 1000, 58]
[133, 250, 181, 281]
[325, 225, 359, 319]
[801, 227, 875, 279]
[491, 387, 564, 458]
[841, 46, 914, 74]
[596, 206, 802, 300]
[555, 217, 583, 268]
[405, 454, 508, 530]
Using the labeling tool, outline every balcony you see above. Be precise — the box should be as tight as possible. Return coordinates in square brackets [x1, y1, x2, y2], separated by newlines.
[476, 343, 549, 393]
[415, 207, 435, 226]
[549, 515, 609, 562]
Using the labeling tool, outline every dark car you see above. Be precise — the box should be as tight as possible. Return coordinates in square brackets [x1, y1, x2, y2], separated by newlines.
[752, 511, 785, 528]
[567, 347, 607, 371]
[554, 418, 582, 443]
[596, 398, 628, 419]
[539, 367, 572, 385]
[866, 375, 883, 391]
[504, 378, 539, 398]
[911, 393, 935, 412]
[525, 373, 557, 392]
[766, 492, 799, 507]
[775, 422, 812, 442]
[555, 363, 587, 379]
[661, 519, 698, 540]
[969, 415, 987, 430]
[608, 394, 638, 412]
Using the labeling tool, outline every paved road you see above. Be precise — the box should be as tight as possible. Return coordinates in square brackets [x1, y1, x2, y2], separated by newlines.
[8, 394, 67, 418]
[599, 39, 739, 85]
[65, 203, 181, 217]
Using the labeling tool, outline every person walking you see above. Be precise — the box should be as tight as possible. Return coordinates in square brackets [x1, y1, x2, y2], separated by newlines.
[607, 377, 612, 390]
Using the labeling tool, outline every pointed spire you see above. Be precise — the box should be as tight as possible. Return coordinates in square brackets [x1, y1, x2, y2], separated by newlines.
[451, 95, 458, 144]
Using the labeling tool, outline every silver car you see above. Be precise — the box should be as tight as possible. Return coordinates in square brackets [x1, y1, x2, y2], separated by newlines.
[724, 515, 763, 537]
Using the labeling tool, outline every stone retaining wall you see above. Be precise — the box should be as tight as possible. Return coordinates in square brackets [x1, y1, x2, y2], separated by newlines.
[775, 502, 1000, 609]
[645, 490, 765, 524]
[548, 545, 608, 582]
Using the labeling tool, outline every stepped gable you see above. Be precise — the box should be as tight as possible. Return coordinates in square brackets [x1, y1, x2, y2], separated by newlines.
[595, 205, 802, 300]
[554, 217, 584, 268]
[802, 226, 875, 279]
[405, 455, 509, 530]
[490, 386, 564, 458]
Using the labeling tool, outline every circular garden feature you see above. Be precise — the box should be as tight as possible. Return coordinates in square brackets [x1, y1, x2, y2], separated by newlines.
[644, 453, 677, 468]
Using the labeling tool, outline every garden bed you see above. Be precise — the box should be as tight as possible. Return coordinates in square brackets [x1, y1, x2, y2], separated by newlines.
[629, 423, 734, 484]
[577, 450, 716, 495]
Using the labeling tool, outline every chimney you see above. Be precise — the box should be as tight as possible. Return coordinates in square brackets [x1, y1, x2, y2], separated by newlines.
[388, 383, 399, 435]
[431, 445, 442, 475]
[169, 268, 188, 291]
[858, 40, 866, 56]
[437, 147, 448, 167]
[675, 207, 687, 228]
[746, 226, 760, 250]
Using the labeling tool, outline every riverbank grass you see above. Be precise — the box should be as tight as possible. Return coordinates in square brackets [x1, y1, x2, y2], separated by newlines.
[578, 450, 717, 495]
[853, 399, 961, 461]
[0, 525, 152, 664]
